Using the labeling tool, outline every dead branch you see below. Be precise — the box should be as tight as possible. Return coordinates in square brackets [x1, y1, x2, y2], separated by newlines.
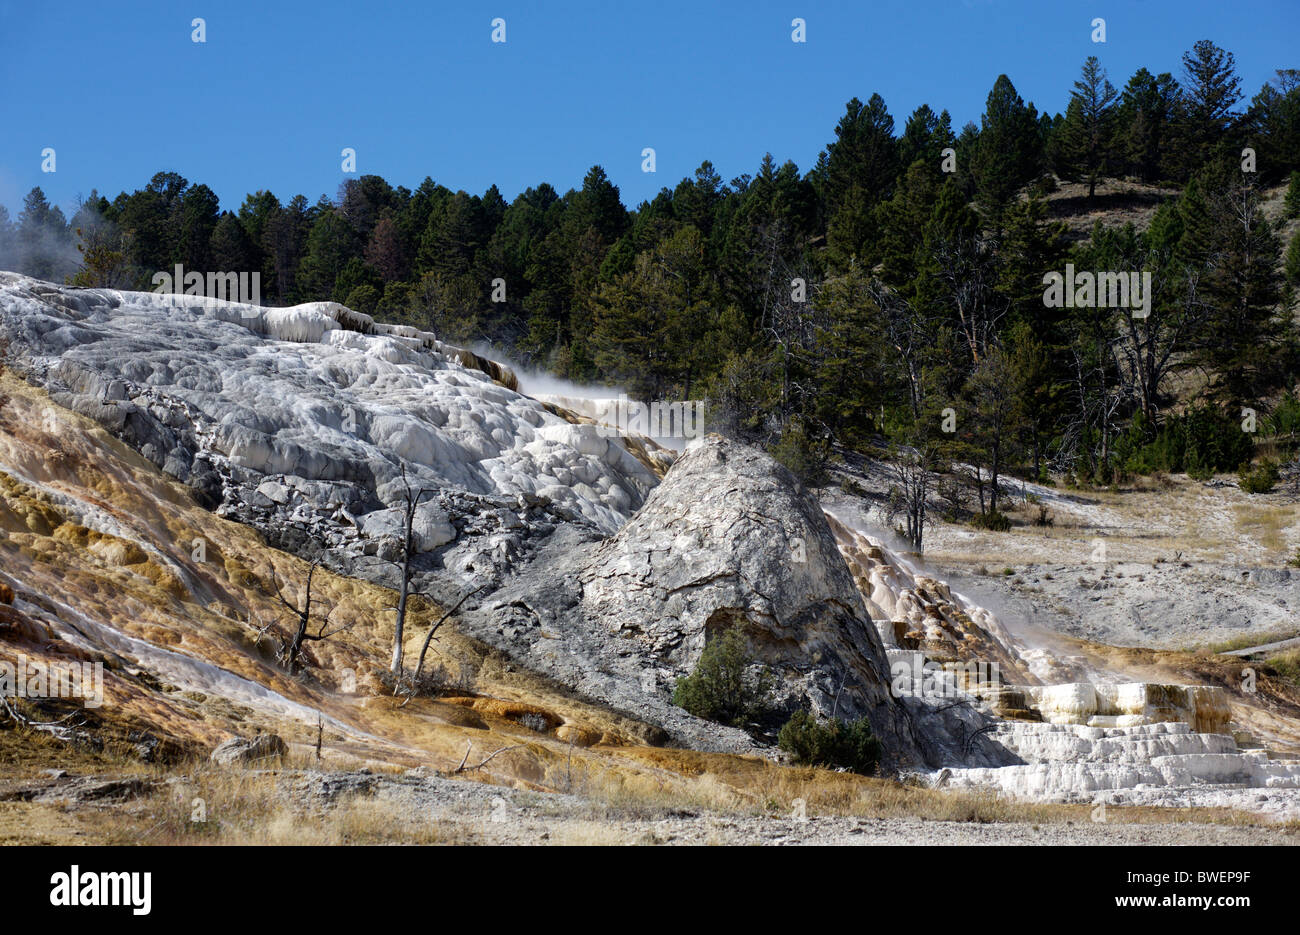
[410, 584, 487, 686]
[265, 559, 338, 674]
[452, 740, 522, 774]
[0, 696, 87, 743]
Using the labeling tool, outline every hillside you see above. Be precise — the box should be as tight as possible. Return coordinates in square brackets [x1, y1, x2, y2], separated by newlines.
[2, 277, 1300, 844]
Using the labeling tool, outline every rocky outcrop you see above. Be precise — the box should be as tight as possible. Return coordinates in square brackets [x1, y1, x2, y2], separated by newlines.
[460, 435, 937, 764]
[0, 274, 658, 592]
[211, 733, 288, 765]
[7, 275, 1273, 786]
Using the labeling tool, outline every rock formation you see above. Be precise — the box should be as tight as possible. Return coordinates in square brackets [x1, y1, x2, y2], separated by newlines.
[460, 435, 931, 762]
[0, 273, 657, 593]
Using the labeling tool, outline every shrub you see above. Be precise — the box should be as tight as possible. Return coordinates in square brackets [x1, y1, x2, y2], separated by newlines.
[1263, 392, 1300, 452]
[777, 710, 881, 775]
[1032, 504, 1054, 526]
[672, 627, 775, 728]
[1117, 405, 1254, 476]
[767, 424, 830, 486]
[970, 510, 1011, 531]
[1267, 651, 1300, 689]
[1238, 459, 1280, 494]
[1286, 171, 1300, 220]
[342, 283, 380, 315]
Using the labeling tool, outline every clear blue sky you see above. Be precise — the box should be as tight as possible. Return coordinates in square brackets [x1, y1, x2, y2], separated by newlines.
[1, 0, 1296, 218]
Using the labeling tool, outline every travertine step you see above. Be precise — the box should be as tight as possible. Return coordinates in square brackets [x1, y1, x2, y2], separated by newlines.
[988, 721, 1237, 764]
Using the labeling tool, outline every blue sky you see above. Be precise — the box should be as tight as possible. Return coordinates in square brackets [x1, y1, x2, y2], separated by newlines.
[1, 0, 1296, 217]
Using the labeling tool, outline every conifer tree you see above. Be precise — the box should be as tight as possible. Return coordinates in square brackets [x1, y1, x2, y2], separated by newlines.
[1059, 57, 1119, 198]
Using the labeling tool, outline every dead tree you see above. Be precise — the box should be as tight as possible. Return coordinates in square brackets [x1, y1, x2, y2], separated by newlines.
[388, 465, 436, 675]
[0, 696, 89, 745]
[453, 740, 522, 774]
[393, 584, 488, 703]
[885, 444, 934, 553]
[269, 560, 355, 675]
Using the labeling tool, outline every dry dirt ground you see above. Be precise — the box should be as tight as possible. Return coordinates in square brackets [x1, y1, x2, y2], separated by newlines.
[3, 761, 1296, 846]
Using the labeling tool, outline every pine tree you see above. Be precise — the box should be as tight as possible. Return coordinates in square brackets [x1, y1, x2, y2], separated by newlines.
[1243, 73, 1300, 182]
[16, 187, 71, 281]
[364, 216, 408, 283]
[1191, 170, 1285, 405]
[262, 194, 310, 303]
[1006, 321, 1062, 481]
[208, 211, 257, 274]
[964, 345, 1022, 515]
[818, 94, 899, 269]
[1059, 57, 1119, 198]
[898, 104, 955, 173]
[971, 76, 1042, 229]
[1285, 171, 1300, 220]
[1177, 40, 1243, 176]
[589, 227, 707, 400]
[1283, 228, 1300, 288]
[1116, 68, 1180, 182]
[298, 205, 359, 301]
[996, 194, 1070, 341]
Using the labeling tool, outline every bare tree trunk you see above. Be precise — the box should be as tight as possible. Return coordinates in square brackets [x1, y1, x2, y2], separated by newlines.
[406, 584, 487, 695]
[390, 467, 434, 675]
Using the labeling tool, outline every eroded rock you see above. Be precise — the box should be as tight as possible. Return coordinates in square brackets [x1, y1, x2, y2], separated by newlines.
[211, 733, 287, 765]
[462, 435, 928, 764]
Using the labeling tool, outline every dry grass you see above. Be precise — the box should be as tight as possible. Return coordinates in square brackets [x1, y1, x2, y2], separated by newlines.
[1266, 650, 1300, 690]
[1231, 503, 1294, 556]
[1207, 628, 1300, 655]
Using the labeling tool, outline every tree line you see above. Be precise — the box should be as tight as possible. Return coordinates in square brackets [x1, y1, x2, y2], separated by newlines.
[4, 40, 1299, 509]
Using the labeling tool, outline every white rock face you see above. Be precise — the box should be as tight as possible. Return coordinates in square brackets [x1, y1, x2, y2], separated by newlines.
[939, 720, 1300, 817]
[462, 436, 928, 761]
[830, 511, 1299, 817]
[0, 274, 659, 560]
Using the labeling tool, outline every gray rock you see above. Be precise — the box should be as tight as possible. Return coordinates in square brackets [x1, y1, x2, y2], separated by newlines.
[460, 436, 928, 766]
[211, 733, 288, 765]
[0, 274, 655, 590]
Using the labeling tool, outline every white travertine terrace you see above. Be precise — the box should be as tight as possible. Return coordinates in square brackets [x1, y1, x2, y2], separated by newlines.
[829, 512, 1300, 817]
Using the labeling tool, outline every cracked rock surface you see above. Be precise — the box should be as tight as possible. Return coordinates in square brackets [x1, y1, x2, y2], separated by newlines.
[461, 436, 944, 764]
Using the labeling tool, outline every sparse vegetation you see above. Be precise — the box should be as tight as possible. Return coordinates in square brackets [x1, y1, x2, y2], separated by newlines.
[777, 710, 881, 775]
[971, 510, 1012, 532]
[1238, 458, 1280, 494]
[672, 627, 776, 728]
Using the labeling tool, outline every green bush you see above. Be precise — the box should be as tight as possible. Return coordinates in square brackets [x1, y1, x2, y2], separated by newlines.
[1263, 392, 1300, 451]
[1238, 459, 1280, 494]
[342, 284, 380, 315]
[777, 710, 881, 775]
[970, 510, 1011, 531]
[672, 627, 775, 728]
[767, 423, 830, 486]
[1285, 171, 1300, 220]
[1116, 405, 1254, 477]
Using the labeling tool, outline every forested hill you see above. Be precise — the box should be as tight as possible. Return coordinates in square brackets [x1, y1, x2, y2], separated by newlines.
[4, 41, 1300, 496]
